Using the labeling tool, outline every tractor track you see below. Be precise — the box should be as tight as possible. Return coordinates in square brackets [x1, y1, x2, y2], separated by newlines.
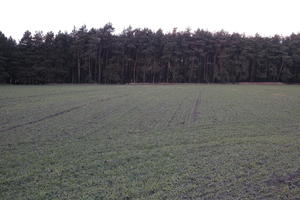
[0, 94, 128, 132]
[191, 91, 201, 123]
[167, 99, 184, 127]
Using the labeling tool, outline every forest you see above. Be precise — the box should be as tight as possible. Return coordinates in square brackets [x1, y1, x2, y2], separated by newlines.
[1, 23, 300, 84]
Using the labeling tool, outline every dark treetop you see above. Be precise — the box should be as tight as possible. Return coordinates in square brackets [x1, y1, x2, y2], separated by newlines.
[1, 24, 300, 84]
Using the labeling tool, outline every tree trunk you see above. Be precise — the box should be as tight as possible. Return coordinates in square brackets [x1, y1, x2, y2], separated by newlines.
[77, 52, 80, 83]
[204, 55, 207, 82]
[189, 56, 194, 83]
[266, 63, 270, 81]
[88, 56, 92, 82]
[98, 55, 101, 83]
[212, 54, 216, 82]
[248, 59, 252, 82]
[133, 53, 138, 83]
[167, 59, 170, 83]
[277, 57, 284, 81]
[152, 72, 155, 83]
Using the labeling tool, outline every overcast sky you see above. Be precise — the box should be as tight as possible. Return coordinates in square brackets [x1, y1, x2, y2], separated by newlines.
[1, 0, 300, 40]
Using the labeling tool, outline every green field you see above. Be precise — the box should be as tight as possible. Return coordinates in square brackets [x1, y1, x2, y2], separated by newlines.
[1, 84, 300, 199]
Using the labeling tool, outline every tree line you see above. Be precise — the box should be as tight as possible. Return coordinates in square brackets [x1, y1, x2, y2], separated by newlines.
[1, 23, 300, 84]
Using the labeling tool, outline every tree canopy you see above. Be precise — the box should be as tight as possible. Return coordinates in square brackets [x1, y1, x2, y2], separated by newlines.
[1, 24, 300, 84]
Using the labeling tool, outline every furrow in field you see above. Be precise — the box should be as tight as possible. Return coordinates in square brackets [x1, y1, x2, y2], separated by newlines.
[146, 88, 185, 130]
[121, 93, 157, 131]
[180, 94, 196, 127]
[166, 96, 185, 127]
[87, 102, 128, 126]
[191, 91, 201, 123]
[0, 94, 128, 132]
[0, 105, 83, 132]
[72, 90, 147, 139]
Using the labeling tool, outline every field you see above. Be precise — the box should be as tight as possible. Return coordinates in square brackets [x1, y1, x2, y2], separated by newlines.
[0, 84, 300, 199]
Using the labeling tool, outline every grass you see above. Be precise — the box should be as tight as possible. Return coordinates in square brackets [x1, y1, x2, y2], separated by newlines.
[0, 84, 300, 199]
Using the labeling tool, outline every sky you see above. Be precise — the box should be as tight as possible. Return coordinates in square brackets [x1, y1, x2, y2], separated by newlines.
[1, 0, 300, 41]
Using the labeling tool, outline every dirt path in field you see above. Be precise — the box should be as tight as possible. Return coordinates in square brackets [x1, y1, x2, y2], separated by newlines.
[0, 94, 128, 132]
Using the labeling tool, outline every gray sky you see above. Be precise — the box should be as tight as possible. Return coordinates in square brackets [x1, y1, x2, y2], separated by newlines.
[1, 0, 300, 40]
